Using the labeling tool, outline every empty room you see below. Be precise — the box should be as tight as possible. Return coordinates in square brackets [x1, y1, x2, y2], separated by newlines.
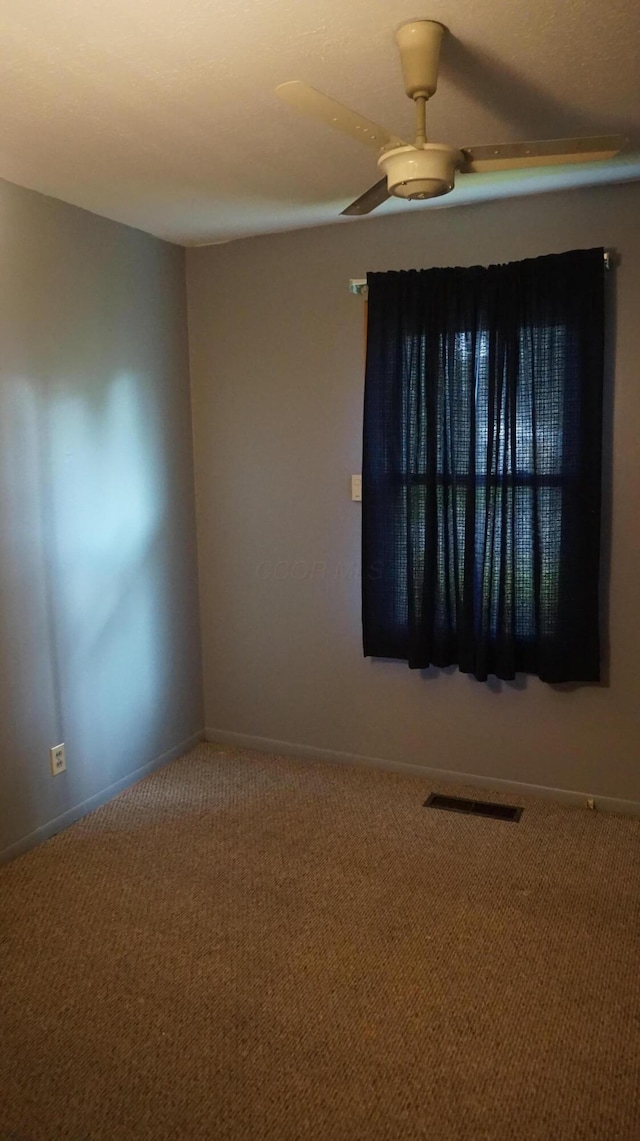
[1, 2, 640, 1139]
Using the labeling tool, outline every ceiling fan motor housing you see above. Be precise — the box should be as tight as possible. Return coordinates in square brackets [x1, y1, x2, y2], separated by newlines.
[378, 143, 461, 200]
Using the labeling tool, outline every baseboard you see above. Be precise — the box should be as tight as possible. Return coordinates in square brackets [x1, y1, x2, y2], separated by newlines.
[0, 729, 205, 865]
[205, 727, 640, 818]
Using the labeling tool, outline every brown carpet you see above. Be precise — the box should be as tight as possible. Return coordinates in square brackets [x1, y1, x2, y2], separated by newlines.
[1, 742, 640, 1141]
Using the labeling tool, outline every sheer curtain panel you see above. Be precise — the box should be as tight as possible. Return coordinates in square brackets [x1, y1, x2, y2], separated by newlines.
[361, 249, 605, 683]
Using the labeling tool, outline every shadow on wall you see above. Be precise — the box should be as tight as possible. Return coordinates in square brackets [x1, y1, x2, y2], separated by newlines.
[0, 369, 176, 830]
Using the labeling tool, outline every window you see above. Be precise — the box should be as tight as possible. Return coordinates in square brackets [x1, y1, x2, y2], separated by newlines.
[362, 250, 605, 683]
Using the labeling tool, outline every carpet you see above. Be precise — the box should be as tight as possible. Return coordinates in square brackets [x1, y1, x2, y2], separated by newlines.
[1, 742, 639, 1140]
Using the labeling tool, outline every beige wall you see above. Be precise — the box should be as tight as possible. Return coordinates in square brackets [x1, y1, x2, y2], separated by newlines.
[187, 182, 640, 805]
[0, 178, 203, 859]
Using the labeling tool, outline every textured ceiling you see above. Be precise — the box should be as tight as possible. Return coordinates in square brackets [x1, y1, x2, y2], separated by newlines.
[1, 0, 639, 246]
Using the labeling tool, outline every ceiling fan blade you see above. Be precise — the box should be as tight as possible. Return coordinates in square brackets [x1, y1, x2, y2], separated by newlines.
[459, 135, 626, 174]
[275, 81, 406, 151]
[341, 178, 390, 216]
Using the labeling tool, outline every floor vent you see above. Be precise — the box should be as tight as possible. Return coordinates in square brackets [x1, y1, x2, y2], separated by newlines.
[423, 793, 523, 822]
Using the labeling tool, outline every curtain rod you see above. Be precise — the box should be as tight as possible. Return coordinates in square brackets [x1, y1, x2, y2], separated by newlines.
[349, 249, 614, 295]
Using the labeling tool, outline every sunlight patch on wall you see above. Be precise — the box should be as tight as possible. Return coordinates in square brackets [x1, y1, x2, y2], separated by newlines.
[46, 371, 170, 783]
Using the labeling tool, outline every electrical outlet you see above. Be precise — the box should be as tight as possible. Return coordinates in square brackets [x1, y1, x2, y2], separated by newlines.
[587, 797, 595, 811]
[50, 743, 66, 776]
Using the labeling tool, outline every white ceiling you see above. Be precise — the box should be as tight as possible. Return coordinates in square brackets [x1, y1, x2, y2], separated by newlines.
[1, 0, 639, 246]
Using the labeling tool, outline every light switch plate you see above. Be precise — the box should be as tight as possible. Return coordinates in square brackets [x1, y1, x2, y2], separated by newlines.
[351, 474, 362, 502]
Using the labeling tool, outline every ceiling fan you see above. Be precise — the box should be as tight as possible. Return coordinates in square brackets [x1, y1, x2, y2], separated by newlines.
[276, 19, 625, 216]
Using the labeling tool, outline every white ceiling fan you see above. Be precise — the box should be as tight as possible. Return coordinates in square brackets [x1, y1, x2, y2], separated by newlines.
[276, 19, 625, 216]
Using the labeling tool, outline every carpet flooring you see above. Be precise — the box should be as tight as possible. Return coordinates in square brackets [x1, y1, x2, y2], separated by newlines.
[1, 742, 640, 1140]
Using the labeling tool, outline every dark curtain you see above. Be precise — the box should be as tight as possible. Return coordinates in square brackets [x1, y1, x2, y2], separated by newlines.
[362, 249, 605, 683]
